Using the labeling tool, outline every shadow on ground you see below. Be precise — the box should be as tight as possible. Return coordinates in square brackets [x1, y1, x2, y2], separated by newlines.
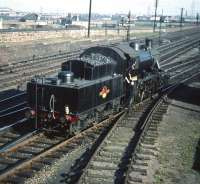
[193, 138, 200, 173]
[168, 82, 200, 107]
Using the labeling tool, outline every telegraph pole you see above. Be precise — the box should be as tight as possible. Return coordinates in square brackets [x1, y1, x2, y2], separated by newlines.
[153, 0, 159, 32]
[180, 8, 184, 30]
[159, 10, 164, 45]
[88, 0, 92, 37]
[127, 11, 131, 41]
[105, 21, 108, 36]
[196, 13, 199, 25]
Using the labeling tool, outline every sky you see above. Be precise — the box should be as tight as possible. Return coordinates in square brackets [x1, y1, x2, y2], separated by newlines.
[0, 0, 200, 16]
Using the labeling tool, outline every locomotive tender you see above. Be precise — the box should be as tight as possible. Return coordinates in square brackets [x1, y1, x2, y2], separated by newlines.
[27, 39, 168, 134]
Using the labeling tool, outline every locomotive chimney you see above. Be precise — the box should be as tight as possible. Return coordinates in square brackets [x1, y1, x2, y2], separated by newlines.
[65, 72, 74, 83]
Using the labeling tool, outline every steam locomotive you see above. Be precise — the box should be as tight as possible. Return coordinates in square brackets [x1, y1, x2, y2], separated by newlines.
[26, 39, 168, 134]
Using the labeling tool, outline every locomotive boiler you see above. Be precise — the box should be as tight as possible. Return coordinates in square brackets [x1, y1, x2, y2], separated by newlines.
[81, 41, 167, 102]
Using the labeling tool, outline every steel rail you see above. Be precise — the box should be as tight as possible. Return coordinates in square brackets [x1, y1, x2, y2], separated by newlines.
[0, 92, 26, 104]
[0, 111, 123, 182]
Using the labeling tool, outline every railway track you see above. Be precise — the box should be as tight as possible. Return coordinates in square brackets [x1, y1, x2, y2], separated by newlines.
[0, 92, 26, 112]
[1, 28, 200, 91]
[76, 69, 200, 184]
[77, 99, 154, 183]
[0, 91, 26, 103]
[0, 40, 120, 79]
[124, 97, 168, 183]
[162, 27, 200, 43]
[168, 56, 200, 84]
[0, 118, 32, 153]
[0, 30, 199, 125]
[0, 107, 29, 126]
[0, 38, 197, 122]
[0, 92, 27, 125]
[159, 38, 200, 65]
[0, 59, 199, 183]
[0, 28, 199, 183]
[0, 31, 198, 90]
[158, 29, 200, 53]
[0, 112, 123, 183]
[160, 49, 200, 80]
[0, 102, 27, 117]
[123, 71, 200, 184]
[0, 32, 199, 137]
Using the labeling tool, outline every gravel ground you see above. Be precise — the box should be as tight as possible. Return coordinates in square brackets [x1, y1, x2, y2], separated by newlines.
[24, 129, 106, 184]
[154, 77, 200, 184]
[24, 141, 94, 184]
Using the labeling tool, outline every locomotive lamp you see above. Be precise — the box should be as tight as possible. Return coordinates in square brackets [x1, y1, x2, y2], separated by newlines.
[65, 106, 70, 114]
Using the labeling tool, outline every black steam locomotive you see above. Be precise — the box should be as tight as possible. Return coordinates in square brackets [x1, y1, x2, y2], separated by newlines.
[27, 39, 168, 134]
